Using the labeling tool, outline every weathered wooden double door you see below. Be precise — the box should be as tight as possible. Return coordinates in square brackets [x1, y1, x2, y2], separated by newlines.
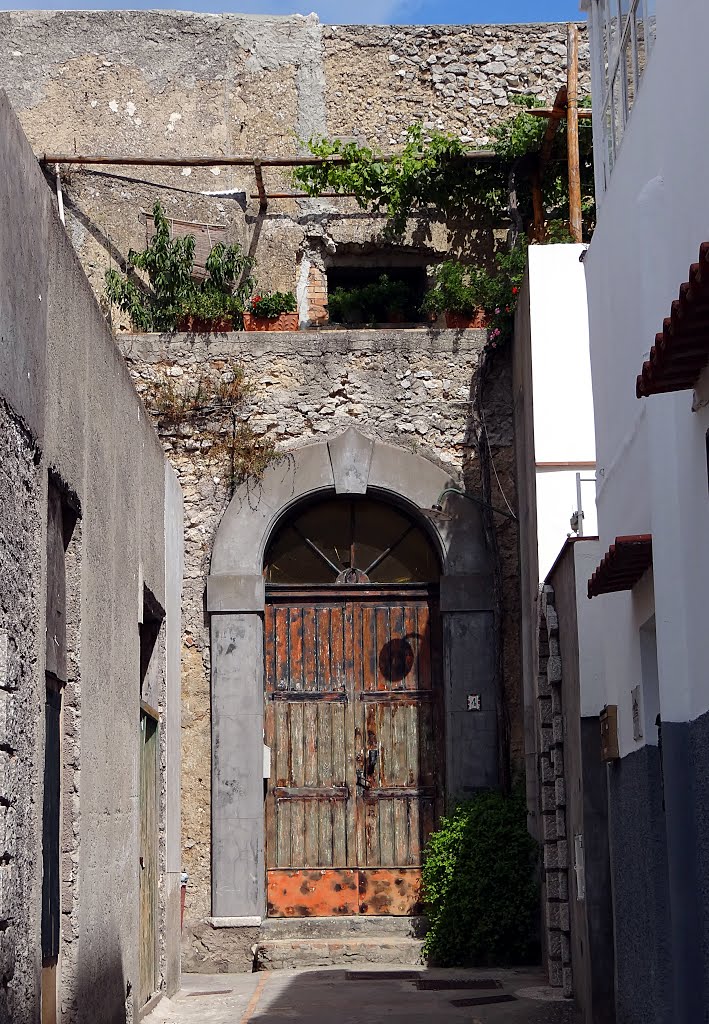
[264, 585, 443, 917]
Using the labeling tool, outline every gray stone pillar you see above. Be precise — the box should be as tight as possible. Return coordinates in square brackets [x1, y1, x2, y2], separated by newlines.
[209, 576, 266, 919]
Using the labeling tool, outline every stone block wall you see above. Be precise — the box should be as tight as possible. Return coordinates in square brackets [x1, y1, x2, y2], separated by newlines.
[121, 327, 521, 942]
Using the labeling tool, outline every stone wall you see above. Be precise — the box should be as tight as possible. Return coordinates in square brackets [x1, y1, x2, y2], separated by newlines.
[0, 400, 43, 1023]
[0, 12, 590, 322]
[121, 327, 520, 940]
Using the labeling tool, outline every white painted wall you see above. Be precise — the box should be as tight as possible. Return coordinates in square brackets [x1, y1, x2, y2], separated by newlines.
[584, 0, 709, 754]
[527, 244, 598, 581]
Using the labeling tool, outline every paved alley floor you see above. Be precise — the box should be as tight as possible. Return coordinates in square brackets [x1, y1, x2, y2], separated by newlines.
[144, 968, 582, 1024]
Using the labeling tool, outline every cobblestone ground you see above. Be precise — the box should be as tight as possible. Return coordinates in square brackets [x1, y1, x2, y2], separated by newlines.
[144, 968, 583, 1024]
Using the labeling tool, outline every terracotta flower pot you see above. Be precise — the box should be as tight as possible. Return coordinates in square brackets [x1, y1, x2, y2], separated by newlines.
[178, 314, 233, 333]
[243, 312, 299, 332]
[445, 310, 488, 330]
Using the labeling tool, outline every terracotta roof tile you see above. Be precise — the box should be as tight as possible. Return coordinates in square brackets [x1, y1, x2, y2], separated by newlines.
[587, 534, 652, 599]
[637, 242, 709, 398]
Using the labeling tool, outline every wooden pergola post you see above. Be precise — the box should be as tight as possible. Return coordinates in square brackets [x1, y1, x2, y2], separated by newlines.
[567, 23, 583, 243]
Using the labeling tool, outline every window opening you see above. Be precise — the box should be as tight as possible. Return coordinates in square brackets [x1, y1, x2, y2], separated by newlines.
[264, 496, 440, 585]
[325, 266, 427, 325]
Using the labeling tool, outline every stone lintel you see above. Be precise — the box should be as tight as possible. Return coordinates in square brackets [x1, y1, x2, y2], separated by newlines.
[327, 427, 374, 494]
[440, 574, 494, 612]
[207, 573, 265, 612]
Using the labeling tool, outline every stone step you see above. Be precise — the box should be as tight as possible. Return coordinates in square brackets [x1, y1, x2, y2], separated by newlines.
[259, 915, 427, 940]
[254, 936, 425, 971]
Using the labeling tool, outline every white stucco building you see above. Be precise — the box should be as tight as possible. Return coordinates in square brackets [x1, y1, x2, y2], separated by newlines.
[582, 1, 709, 1021]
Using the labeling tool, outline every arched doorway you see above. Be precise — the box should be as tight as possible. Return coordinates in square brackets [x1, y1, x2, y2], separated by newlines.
[207, 428, 496, 923]
[262, 495, 443, 917]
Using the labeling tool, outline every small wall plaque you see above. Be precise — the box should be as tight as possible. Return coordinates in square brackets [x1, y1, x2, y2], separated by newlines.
[467, 694, 481, 712]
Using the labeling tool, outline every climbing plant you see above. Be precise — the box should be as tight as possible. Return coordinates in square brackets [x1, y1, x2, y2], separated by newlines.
[142, 361, 276, 490]
[422, 787, 539, 967]
[293, 99, 595, 240]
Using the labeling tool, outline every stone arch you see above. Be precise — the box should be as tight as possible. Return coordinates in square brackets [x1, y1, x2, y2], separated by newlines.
[207, 428, 497, 920]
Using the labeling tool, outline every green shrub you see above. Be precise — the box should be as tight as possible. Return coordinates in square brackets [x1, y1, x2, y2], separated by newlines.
[422, 787, 539, 967]
[421, 262, 485, 317]
[105, 202, 253, 331]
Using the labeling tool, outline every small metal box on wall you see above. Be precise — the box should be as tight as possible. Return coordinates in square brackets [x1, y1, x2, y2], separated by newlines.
[600, 705, 620, 761]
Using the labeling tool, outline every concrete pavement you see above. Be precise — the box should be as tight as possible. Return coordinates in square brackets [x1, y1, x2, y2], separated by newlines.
[144, 968, 582, 1024]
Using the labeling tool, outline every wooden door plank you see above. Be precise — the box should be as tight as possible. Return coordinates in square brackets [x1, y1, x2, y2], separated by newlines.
[275, 607, 290, 692]
[330, 606, 345, 690]
[318, 703, 334, 866]
[290, 703, 305, 865]
[315, 607, 330, 692]
[416, 604, 432, 689]
[264, 605, 276, 688]
[303, 607, 317, 691]
[375, 606, 390, 690]
[377, 703, 391, 789]
[407, 796, 421, 866]
[264, 698, 277, 870]
[403, 605, 419, 690]
[389, 604, 405, 685]
[406, 701, 419, 788]
[336, 708, 352, 868]
[365, 796, 379, 867]
[276, 796, 292, 867]
[361, 605, 376, 693]
[289, 608, 304, 691]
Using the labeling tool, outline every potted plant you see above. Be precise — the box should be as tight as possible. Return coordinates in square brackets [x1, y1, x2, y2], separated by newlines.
[105, 202, 253, 333]
[421, 262, 488, 329]
[243, 291, 298, 331]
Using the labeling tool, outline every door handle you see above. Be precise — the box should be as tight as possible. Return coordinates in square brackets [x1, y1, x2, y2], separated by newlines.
[356, 768, 368, 789]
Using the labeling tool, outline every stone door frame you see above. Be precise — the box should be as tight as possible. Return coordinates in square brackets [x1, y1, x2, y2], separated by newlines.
[207, 427, 496, 921]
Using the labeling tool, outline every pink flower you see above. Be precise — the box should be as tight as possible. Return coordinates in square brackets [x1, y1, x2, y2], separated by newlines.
[495, 307, 501, 314]
[512, 286, 519, 295]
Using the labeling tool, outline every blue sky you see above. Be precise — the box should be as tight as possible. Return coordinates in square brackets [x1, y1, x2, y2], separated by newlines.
[5, 0, 584, 23]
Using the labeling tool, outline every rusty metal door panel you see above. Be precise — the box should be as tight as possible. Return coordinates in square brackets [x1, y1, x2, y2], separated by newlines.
[358, 868, 424, 916]
[264, 588, 443, 916]
[267, 869, 359, 918]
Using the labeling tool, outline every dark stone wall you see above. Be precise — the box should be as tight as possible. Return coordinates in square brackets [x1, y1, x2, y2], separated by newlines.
[608, 745, 673, 1024]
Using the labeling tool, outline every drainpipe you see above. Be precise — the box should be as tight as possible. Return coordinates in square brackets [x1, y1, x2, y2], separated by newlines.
[180, 871, 189, 931]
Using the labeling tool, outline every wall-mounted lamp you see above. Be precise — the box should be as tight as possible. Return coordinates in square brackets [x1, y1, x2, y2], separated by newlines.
[420, 487, 518, 524]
